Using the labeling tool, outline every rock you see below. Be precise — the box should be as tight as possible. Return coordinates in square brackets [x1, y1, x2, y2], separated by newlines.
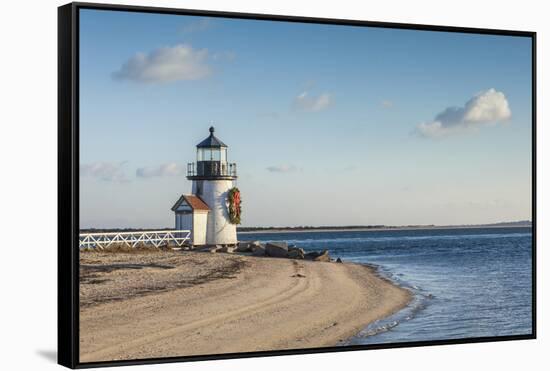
[220, 246, 235, 253]
[207, 245, 221, 252]
[235, 241, 252, 252]
[304, 251, 321, 260]
[287, 249, 305, 259]
[303, 249, 331, 261]
[288, 246, 303, 252]
[313, 250, 331, 262]
[252, 245, 266, 256]
[236, 240, 261, 252]
[336, 257, 343, 263]
[265, 242, 289, 258]
[198, 245, 222, 253]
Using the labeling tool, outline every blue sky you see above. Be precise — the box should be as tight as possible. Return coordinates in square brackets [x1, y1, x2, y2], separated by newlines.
[79, 9, 532, 228]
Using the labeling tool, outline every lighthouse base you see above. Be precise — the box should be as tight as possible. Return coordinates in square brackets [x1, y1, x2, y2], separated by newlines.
[193, 179, 237, 245]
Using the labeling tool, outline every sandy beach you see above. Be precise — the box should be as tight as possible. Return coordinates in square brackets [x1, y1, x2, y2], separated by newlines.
[79, 250, 411, 362]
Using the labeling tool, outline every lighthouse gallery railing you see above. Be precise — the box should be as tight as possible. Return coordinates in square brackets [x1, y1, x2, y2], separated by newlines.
[79, 230, 191, 249]
[187, 162, 237, 177]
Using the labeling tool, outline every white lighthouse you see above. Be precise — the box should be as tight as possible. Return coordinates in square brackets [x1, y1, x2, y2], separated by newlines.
[171, 127, 238, 246]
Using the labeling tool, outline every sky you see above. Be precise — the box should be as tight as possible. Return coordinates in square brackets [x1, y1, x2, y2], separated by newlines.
[79, 8, 533, 229]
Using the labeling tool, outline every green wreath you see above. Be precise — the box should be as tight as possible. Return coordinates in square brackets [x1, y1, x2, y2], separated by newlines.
[227, 187, 242, 224]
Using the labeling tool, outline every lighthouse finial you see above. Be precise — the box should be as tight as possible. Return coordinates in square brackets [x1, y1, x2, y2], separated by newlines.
[209, 126, 215, 134]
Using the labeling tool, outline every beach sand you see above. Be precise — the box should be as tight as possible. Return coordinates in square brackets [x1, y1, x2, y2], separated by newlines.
[79, 250, 411, 362]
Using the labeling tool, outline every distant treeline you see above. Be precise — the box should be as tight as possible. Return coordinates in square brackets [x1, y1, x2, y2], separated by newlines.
[237, 220, 532, 232]
[457, 220, 532, 227]
[80, 220, 531, 234]
[237, 225, 406, 232]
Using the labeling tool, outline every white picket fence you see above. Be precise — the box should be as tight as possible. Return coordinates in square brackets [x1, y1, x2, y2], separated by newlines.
[79, 230, 191, 249]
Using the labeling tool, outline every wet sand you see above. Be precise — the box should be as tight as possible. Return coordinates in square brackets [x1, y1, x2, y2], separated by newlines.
[79, 250, 411, 362]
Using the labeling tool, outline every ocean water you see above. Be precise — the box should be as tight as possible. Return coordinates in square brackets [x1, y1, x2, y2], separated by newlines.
[238, 227, 533, 345]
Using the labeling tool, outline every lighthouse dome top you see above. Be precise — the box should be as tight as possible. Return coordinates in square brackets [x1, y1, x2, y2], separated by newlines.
[196, 126, 227, 148]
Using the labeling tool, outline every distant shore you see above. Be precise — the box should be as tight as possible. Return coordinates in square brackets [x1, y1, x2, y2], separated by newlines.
[79, 250, 411, 362]
[79, 221, 531, 234]
[238, 223, 532, 235]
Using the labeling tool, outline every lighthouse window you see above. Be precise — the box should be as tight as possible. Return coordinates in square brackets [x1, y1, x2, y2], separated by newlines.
[198, 148, 223, 161]
[197, 148, 210, 161]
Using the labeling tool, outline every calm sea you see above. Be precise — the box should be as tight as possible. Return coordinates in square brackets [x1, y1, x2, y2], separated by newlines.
[238, 227, 533, 344]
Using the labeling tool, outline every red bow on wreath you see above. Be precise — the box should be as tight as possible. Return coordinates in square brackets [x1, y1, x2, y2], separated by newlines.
[233, 192, 240, 217]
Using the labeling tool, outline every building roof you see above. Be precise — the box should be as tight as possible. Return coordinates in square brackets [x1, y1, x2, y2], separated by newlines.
[171, 195, 210, 211]
[196, 126, 227, 148]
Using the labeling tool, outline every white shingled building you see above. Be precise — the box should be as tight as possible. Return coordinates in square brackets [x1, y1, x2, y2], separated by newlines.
[171, 195, 210, 246]
[171, 127, 238, 246]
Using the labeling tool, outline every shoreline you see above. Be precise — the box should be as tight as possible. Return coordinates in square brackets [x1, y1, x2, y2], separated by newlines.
[238, 224, 532, 235]
[79, 250, 411, 362]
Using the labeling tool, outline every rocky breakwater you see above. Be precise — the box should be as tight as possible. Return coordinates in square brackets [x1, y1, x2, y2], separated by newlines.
[234, 241, 339, 262]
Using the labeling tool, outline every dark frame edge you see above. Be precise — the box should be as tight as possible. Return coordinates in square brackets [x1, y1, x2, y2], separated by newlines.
[58, 3, 79, 369]
[531, 32, 537, 340]
[72, 1, 535, 36]
[58, 2, 537, 369]
[76, 334, 535, 369]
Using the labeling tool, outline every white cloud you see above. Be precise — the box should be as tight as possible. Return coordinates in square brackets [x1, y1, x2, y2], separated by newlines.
[416, 89, 511, 138]
[381, 100, 394, 108]
[80, 162, 129, 182]
[293, 91, 332, 112]
[266, 165, 298, 173]
[113, 44, 211, 83]
[136, 163, 186, 178]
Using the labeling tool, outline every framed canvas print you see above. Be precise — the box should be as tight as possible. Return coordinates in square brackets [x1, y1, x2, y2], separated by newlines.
[58, 2, 536, 368]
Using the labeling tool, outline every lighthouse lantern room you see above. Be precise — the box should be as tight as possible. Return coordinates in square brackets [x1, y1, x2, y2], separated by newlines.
[172, 127, 238, 246]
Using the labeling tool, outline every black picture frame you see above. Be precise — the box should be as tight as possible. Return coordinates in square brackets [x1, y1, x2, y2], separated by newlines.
[58, 2, 537, 369]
